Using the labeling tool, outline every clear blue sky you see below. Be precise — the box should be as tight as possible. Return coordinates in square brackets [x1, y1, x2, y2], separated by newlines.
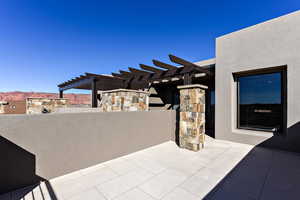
[0, 0, 298, 93]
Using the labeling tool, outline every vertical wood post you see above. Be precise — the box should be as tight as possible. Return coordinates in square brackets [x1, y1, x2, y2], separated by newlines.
[59, 90, 63, 98]
[91, 79, 98, 108]
[183, 73, 192, 85]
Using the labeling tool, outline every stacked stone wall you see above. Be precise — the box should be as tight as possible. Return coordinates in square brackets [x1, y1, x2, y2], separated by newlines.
[99, 89, 150, 112]
[26, 98, 69, 114]
[178, 85, 206, 151]
[0, 102, 6, 114]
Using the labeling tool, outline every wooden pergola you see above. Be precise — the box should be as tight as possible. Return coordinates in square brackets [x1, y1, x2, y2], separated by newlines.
[58, 54, 214, 107]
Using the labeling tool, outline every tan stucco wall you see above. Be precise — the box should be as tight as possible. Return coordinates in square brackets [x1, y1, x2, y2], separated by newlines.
[215, 10, 300, 148]
[0, 111, 175, 182]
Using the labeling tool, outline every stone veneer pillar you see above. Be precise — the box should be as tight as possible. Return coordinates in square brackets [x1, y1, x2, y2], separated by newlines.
[177, 84, 206, 151]
[99, 89, 150, 112]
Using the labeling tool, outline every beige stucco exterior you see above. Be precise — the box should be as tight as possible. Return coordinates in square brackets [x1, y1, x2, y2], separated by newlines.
[215, 10, 300, 149]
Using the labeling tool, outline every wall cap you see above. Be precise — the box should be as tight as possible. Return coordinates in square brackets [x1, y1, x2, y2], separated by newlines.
[26, 97, 69, 100]
[100, 89, 150, 95]
[177, 84, 208, 90]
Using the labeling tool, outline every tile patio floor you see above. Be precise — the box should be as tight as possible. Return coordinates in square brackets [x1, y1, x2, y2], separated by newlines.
[2, 139, 253, 200]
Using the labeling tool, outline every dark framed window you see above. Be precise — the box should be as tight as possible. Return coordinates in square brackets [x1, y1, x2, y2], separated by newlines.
[235, 67, 287, 133]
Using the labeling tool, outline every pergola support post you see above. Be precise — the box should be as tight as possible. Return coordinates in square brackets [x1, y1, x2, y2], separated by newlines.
[183, 73, 192, 85]
[177, 84, 207, 151]
[91, 79, 98, 108]
[59, 90, 64, 98]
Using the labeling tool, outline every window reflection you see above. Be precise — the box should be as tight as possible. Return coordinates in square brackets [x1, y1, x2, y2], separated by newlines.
[238, 72, 282, 131]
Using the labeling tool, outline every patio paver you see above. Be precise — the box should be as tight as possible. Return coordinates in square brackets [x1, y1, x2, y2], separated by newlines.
[2, 139, 253, 200]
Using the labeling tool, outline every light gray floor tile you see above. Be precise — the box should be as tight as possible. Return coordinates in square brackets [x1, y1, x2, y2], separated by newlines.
[114, 188, 156, 200]
[74, 166, 118, 190]
[67, 188, 106, 200]
[139, 169, 189, 199]
[128, 156, 167, 174]
[97, 169, 154, 199]
[103, 158, 141, 175]
[180, 172, 218, 198]
[162, 187, 199, 200]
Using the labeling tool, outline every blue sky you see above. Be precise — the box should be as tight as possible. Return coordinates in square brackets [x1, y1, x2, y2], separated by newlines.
[0, 0, 298, 93]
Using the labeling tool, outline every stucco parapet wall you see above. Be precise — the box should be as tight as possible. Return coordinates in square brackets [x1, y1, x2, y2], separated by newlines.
[100, 89, 150, 95]
[177, 84, 208, 90]
[194, 58, 216, 66]
[216, 10, 300, 40]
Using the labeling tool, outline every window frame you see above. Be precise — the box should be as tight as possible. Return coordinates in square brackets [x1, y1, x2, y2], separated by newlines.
[234, 66, 287, 134]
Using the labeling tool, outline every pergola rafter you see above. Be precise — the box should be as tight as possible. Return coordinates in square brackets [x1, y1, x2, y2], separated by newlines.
[111, 72, 129, 80]
[152, 59, 177, 70]
[128, 67, 151, 76]
[168, 54, 212, 75]
[139, 64, 164, 73]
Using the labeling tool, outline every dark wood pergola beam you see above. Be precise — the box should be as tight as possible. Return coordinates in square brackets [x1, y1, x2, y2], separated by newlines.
[111, 72, 130, 80]
[168, 54, 212, 75]
[59, 77, 93, 91]
[139, 64, 164, 73]
[119, 70, 134, 77]
[128, 67, 151, 76]
[58, 75, 88, 87]
[128, 67, 154, 81]
[152, 59, 177, 70]
[85, 72, 124, 81]
[85, 72, 101, 77]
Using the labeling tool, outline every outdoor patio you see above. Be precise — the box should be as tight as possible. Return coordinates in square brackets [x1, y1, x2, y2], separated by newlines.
[1, 139, 253, 200]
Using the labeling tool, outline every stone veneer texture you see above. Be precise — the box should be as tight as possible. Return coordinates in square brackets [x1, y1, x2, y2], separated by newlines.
[178, 85, 206, 151]
[99, 89, 150, 112]
[26, 98, 69, 114]
[0, 102, 6, 114]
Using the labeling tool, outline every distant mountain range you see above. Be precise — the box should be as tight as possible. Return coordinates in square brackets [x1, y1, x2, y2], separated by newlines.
[0, 91, 91, 105]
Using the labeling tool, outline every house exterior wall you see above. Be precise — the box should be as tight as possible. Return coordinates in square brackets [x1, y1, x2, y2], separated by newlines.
[3, 101, 26, 114]
[0, 101, 26, 114]
[215, 10, 300, 151]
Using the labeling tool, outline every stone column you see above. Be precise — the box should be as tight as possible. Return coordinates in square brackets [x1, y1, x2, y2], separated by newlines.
[99, 89, 150, 112]
[177, 84, 206, 151]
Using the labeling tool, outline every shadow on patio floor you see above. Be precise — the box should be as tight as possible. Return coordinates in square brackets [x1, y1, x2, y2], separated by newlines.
[0, 136, 58, 200]
[204, 122, 300, 200]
